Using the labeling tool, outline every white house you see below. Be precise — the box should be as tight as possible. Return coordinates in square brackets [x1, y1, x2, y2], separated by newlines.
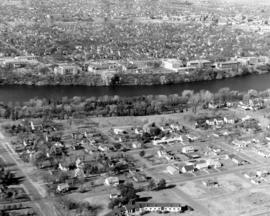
[182, 146, 195, 154]
[224, 117, 235, 124]
[162, 58, 184, 72]
[104, 177, 119, 186]
[167, 166, 178, 175]
[206, 159, 222, 168]
[58, 163, 68, 172]
[195, 161, 209, 170]
[56, 183, 69, 193]
[113, 128, 125, 135]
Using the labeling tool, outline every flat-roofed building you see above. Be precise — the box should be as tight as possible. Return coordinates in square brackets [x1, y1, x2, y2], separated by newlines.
[187, 60, 212, 68]
[214, 61, 240, 71]
[162, 58, 184, 72]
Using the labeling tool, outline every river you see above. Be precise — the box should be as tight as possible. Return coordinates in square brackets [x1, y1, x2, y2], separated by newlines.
[0, 73, 270, 102]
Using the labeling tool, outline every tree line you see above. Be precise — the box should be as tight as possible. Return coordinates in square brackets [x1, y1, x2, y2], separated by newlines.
[0, 88, 269, 120]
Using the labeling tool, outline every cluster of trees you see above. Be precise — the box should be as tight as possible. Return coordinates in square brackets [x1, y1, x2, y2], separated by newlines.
[108, 182, 138, 209]
[147, 178, 167, 191]
[0, 94, 188, 120]
[1, 88, 270, 121]
[58, 197, 100, 216]
[108, 179, 168, 209]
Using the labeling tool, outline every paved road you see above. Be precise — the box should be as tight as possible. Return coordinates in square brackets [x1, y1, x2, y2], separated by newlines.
[0, 131, 60, 216]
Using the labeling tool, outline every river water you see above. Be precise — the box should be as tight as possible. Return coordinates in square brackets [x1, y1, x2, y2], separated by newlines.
[0, 73, 270, 102]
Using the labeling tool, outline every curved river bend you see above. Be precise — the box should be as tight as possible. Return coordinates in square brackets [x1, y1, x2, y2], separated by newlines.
[1, 73, 270, 102]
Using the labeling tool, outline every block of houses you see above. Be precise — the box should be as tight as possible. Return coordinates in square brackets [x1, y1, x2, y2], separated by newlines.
[0, 56, 39, 68]
[232, 140, 248, 148]
[104, 177, 119, 186]
[105, 202, 190, 216]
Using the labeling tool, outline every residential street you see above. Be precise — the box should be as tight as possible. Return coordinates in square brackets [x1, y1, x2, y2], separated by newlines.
[0, 131, 61, 216]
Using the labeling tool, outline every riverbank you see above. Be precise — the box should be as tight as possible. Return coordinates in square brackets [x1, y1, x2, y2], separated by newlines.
[0, 63, 269, 87]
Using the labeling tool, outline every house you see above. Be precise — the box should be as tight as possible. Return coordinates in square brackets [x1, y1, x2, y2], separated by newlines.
[186, 135, 198, 142]
[98, 145, 109, 152]
[74, 167, 85, 178]
[132, 173, 147, 183]
[206, 119, 215, 126]
[206, 159, 222, 168]
[113, 128, 126, 135]
[104, 177, 119, 186]
[157, 150, 175, 161]
[251, 178, 261, 185]
[256, 170, 269, 177]
[56, 183, 69, 193]
[167, 166, 178, 175]
[224, 117, 235, 124]
[244, 172, 256, 179]
[88, 61, 120, 73]
[134, 128, 143, 135]
[58, 163, 68, 172]
[54, 64, 81, 75]
[132, 142, 142, 149]
[202, 179, 219, 187]
[181, 165, 195, 173]
[162, 58, 184, 72]
[109, 193, 120, 199]
[153, 137, 167, 146]
[229, 155, 244, 165]
[182, 146, 195, 154]
[195, 161, 209, 170]
[214, 118, 224, 126]
[187, 60, 212, 68]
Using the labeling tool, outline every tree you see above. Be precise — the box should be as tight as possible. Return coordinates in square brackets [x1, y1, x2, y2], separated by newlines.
[189, 93, 201, 113]
[139, 150, 145, 157]
[157, 178, 166, 190]
[108, 198, 121, 209]
[147, 179, 156, 191]
[182, 90, 194, 99]
[118, 183, 137, 204]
